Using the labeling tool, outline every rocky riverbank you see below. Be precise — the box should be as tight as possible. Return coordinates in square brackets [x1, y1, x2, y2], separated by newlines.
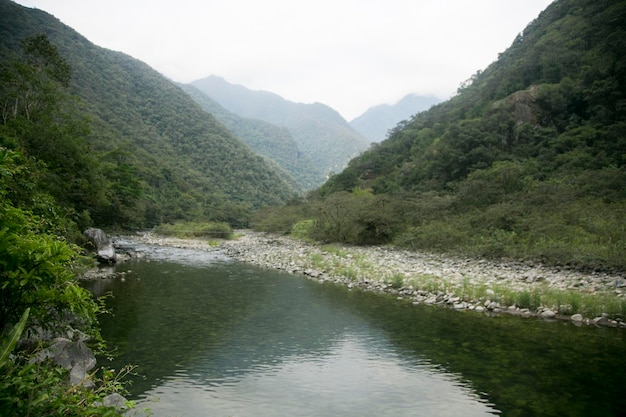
[116, 230, 626, 328]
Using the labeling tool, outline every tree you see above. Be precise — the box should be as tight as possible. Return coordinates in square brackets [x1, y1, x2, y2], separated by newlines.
[1, 35, 105, 228]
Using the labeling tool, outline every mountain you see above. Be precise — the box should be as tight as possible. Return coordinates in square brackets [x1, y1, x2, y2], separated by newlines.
[191, 76, 370, 178]
[326, 0, 625, 196]
[258, 0, 626, 271]
[0, 0, 298, 227]
[179, 84, 323, 191]
[349, 94, 441, 142]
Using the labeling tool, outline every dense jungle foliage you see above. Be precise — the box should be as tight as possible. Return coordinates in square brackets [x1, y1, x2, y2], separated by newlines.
[254, 0, 626, 272]
[1, 0, 297, 231]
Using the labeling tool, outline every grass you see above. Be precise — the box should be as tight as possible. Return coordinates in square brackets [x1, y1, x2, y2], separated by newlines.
[278, 240, 626, 320]
[153, 221, 233, 239]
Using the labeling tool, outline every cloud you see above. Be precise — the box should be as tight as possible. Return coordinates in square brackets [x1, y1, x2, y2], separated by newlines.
[15, 0, 553, 119]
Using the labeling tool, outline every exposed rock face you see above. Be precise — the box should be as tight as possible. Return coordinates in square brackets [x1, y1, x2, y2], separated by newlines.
[84, 228, 116, 264]
[492, 85, 541, 125]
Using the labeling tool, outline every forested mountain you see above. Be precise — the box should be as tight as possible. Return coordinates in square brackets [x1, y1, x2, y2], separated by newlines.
[257, 0, 626, 272]
[327, 0, 625, 196]
[191, 75, 370, 177]
[179, 84, 323, 191]
[349, 94, 441, 142]
[0, 0, 297, 228]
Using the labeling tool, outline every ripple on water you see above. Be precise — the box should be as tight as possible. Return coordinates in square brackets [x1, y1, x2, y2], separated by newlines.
[134, 332, 499, 417]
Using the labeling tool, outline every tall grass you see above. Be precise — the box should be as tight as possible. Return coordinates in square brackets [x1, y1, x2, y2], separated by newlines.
[153, 221, 233, 239]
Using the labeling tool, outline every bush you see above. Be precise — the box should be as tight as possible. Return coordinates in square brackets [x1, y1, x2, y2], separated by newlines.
[290, 219, 316, 240]
[251, 205, 303, 234]
[0, 358, 134, 417]
[0, 188, 129, 417]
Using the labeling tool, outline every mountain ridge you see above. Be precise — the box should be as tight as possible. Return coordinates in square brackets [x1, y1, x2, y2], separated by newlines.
[179, 83, 324, 191]
[349, 94, 441, 142]
[191, 75, 370, 177]
[1, 0, 297, 227]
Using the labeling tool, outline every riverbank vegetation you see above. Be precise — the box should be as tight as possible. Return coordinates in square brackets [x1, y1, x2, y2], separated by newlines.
[0, 147, 131, 415]
[0, 34, 132, 415]
[284, 239, 626, 320]
[153, 221, 233, 239]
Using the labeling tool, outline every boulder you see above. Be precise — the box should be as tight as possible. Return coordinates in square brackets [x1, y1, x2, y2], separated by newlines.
[84, 228, 116, 264]
[570, 313, 584, 322]
[32, 337, 96, 387]
[102, 393, 129, 410]
[95, 393, 130, 410]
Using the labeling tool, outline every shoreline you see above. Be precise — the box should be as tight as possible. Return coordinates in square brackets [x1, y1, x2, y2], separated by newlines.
[111, 230, 626, 328]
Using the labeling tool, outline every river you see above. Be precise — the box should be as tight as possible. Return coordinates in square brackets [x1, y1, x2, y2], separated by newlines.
[84, 242, 626, 417]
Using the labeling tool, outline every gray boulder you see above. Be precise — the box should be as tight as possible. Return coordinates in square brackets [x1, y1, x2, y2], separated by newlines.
[84, 228, 116, 264]
[32, 336, 96, 387]
[98, 393, 129, 410]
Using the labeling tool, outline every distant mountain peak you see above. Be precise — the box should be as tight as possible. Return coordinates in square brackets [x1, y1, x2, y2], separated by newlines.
[349, 94, 441, 142]
[191, 76, 369, 178]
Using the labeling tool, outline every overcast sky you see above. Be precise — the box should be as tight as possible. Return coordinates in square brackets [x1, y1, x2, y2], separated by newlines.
[15, 0, 553, 120]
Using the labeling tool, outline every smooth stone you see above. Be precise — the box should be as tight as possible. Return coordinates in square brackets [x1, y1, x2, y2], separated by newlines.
[570, 313, 584, 322]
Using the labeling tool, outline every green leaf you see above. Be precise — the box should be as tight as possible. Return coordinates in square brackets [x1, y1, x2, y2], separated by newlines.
[0, 307, 30, 369]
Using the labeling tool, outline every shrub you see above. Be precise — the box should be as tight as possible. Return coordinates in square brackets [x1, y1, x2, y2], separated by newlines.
[290, 219, 316, 240]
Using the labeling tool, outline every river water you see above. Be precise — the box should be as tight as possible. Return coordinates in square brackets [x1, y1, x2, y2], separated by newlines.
[85, 243, 626, 417]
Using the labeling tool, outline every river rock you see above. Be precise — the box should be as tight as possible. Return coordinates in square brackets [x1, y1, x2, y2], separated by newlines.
[84, 228, 116, 264]
[424, 295, 438, 305]
[32, 337, 96, 387]
[540, 309, 556, 319]
[570, 314, 584, 322]
[592, 316, 609, 326]
[122, 230, 626, 328]
[95, 393, 129, 410]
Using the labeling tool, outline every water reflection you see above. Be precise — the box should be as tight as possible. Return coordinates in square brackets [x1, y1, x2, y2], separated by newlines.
[87, 244, 626, 417]
[139, 335, 497, 417]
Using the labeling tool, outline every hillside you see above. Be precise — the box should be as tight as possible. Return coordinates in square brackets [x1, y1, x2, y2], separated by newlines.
[191, 75, 370, 177]
[326, 0, 625, 195]
[256, 0, 626, 272]
[349, 94, 441, 142]
[0, 0, 297, 228]
[179, 84, 323, 191]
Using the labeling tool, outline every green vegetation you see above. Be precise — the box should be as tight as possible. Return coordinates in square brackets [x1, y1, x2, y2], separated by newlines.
[1, 0, 625, 412]
[190, 75, 370, 180]
[153, 221, 233, 239]
[0, 30, 126, 416]
[180, 84, 323, 191]
[254, 0, 626, 273]
[0, 147, 130, 415]
[1, 0, 297, 230]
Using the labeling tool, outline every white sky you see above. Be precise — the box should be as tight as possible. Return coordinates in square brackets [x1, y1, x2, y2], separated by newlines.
[14, 0, 553, 120]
